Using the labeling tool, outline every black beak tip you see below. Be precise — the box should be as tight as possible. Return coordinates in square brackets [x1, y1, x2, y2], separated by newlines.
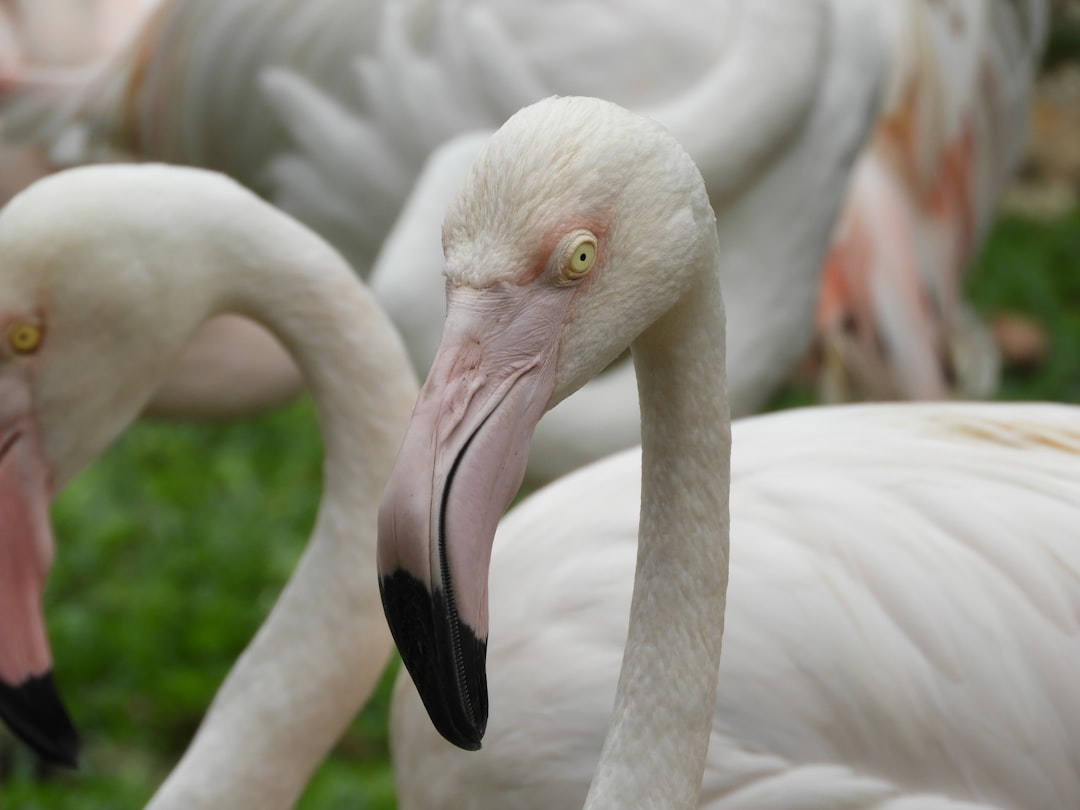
[380, 569, 488, 750]
[0, 671, 80, 768]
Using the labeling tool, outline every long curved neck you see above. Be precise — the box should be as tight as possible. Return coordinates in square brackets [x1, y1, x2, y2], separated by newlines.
[146, 201, 417, 808]
[585, 256, 730, 809]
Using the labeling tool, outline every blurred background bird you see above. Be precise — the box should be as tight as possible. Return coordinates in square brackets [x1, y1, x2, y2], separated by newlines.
[0, 0, 1054, 427]
[0, 0, 1077, 807]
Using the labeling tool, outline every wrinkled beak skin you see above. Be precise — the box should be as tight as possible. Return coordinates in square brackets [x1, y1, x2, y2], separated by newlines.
[0, 398, 79, 768]
[378, 281, 572, 750]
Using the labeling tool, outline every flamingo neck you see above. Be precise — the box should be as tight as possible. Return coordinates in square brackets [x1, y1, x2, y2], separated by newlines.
[147, 206, 417, 807]
[584, 256, 730, 809]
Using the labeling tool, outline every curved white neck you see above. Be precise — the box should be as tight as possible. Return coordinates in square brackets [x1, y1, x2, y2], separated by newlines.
[145, 204, 417, 808]
[584, 256, 730, 809]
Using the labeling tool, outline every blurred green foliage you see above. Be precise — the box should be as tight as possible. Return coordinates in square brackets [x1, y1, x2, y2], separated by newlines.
[0, 207, 1077, 808]
[967, 210, 1080, 403]
[1043, 10, 1080, 68]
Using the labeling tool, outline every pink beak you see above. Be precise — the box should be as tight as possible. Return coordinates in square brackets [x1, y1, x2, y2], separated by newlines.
[0, 422, 79, 768]
[377, 280, 573, 749]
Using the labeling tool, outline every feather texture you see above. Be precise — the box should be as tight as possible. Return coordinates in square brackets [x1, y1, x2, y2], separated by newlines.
[392, 403, 1080, 810]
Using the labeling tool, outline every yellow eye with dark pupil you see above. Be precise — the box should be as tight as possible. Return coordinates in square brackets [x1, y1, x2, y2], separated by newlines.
[564, 234, 597, 279]
[8, 323, 42, 355]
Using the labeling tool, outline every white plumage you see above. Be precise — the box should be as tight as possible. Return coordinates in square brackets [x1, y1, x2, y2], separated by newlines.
[392, 403, 1080, 809]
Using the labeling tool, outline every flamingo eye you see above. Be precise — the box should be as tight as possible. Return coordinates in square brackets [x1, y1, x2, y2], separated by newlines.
[560, 233, 598, 282]
[7, 322, 42, 355]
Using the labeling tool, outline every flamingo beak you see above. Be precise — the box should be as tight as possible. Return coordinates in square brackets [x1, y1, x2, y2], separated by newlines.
[0, 421, 79, 768]
[377, 281, 571, 749]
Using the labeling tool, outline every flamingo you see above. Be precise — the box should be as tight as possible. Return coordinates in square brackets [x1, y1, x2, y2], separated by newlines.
[0, 163, 417, 807]
[377, 95, 1080, 809]
[1, 2, 1046, 477]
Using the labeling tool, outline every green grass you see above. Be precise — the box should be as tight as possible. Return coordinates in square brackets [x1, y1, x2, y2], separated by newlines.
[966, 210, 1080, 403]
[1, 207, 1077, 807]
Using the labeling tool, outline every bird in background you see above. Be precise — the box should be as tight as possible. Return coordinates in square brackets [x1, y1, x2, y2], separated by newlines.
[0, 2, 1050, 479]
[811, 0, 1043, 404]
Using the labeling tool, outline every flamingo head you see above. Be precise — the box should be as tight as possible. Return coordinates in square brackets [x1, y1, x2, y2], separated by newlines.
[0, 165, 230, 766]
[376, 96, 715, 749]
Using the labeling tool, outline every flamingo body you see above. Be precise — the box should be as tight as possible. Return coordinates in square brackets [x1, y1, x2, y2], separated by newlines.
[392, 402, 1080, 810]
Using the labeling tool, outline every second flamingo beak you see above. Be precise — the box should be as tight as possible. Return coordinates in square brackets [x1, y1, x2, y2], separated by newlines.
[0, 420, 79, 768]
[377, 281, 571, 749]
